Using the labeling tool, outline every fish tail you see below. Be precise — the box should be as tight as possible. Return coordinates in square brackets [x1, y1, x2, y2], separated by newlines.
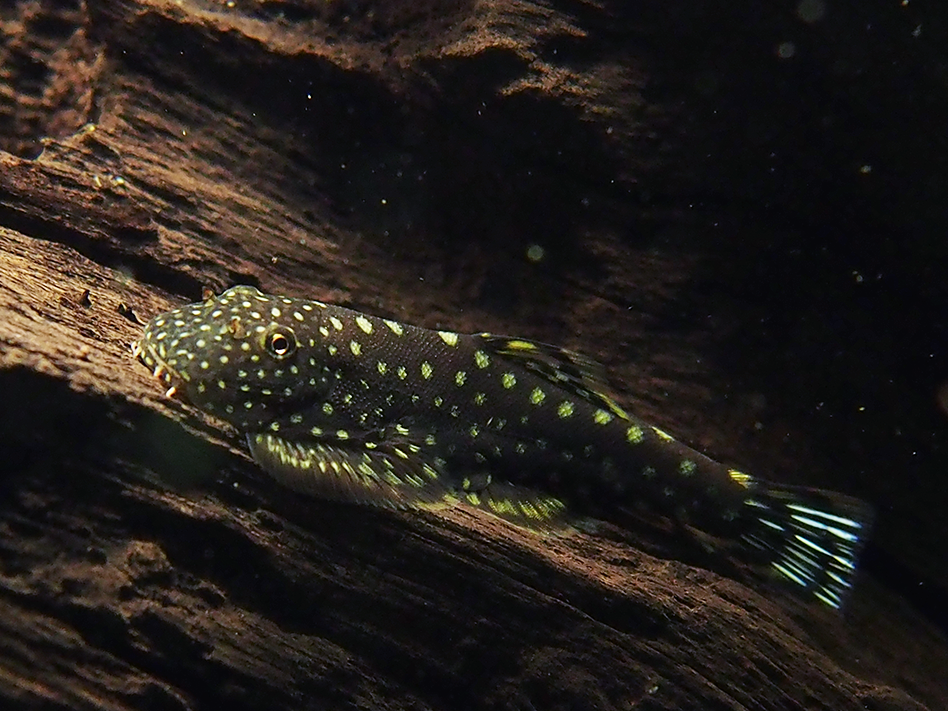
[739, 481, 874, 609]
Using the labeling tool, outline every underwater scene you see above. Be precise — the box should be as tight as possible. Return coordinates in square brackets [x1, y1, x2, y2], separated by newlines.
[0, 1, 946, 710]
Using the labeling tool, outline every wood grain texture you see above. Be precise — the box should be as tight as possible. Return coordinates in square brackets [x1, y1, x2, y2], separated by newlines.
[2, 0, 947, 709]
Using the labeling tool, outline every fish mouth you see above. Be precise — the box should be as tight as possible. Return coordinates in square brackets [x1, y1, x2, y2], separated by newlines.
[131, 339, 184, 399]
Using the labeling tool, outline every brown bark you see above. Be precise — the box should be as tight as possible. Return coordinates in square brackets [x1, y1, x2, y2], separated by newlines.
[2, 1, 947, 709]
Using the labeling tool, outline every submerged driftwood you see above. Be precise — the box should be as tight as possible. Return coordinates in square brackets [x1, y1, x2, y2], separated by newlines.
[1, 1, 947, 709]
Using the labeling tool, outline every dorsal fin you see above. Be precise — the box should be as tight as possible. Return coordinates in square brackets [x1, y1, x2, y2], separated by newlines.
[477, 334, 629, 418]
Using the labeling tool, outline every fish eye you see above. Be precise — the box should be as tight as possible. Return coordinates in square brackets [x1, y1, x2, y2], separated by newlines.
[265, 327, 297, 359]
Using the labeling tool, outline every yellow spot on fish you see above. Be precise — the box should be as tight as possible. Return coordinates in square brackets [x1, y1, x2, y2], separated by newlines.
[455, 370, 467, 386]
[474, 350, 490, 368]
[350, 341, 362, 356]
[336, 430, 349, 440]
[438, 330, 459, 346]
[270, 422, 280, 431]
[506, 340, 536, 350]
[323, 402, 333, 415]
[729, 469, 753, 488]
[502, 372, 517, 389]
[355, 316, 373, 334]
[557, 401, 575, 418]
[473, 392, 486, 405]
[593, 409, 613, 425]
[397, 366, 407, 380]
[319, 326, 330, 337]
[626, 425, 644, 443]
[311, 427, 323, 436]
[679, 459, 697, 476]
[384, 320, 404, 335]
[469, 425, 479, 438]
[421, 361, 433, 379]
[433, 396, 443, 407]
[652, 426, 674, 441]
[377, 361, 387, 375]
[425, 434, 437, 445]
[328, 344, 338, 356]
[330, 316, 343, 330]
[530, 388, 546, 405]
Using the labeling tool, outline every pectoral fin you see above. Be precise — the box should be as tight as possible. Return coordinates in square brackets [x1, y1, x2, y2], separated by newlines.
[249, 433, 572, 533]
[248, 433, 451, 508]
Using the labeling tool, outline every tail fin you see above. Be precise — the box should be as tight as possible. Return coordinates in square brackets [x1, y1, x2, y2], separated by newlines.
[739, 482, 874, 609]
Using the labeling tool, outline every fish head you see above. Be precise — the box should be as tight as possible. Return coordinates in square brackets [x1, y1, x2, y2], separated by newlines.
[133, 285, 334, 431]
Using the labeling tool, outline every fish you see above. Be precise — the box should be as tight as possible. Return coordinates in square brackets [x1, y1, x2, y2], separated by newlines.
[133, 285, 874, 609]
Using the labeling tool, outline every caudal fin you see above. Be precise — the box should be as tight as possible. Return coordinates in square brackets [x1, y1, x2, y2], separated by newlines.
[740, 482, 874, 609]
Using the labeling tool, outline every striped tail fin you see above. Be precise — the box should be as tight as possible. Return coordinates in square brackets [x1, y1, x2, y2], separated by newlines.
[739, 482, 874, 609]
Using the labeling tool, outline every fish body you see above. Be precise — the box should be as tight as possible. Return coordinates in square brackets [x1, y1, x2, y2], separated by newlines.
[134, 285, 873, 608]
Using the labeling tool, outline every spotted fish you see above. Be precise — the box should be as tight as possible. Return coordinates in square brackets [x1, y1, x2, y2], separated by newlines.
[133, 285, 873, 608]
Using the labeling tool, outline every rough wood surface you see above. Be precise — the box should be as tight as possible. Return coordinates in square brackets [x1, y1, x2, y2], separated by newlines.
[2, 1, 948, 709]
